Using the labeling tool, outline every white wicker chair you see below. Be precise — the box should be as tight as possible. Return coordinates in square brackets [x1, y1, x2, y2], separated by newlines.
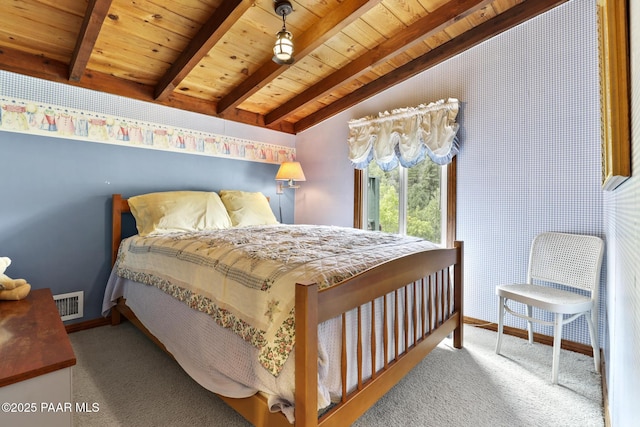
[495, 232, 604, 384]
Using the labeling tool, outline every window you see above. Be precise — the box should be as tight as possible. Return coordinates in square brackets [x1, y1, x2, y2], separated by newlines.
[355, 159, 455, 247]
[347, 99, 460, 246]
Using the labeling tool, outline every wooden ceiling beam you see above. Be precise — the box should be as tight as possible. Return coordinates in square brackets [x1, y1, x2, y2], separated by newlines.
[266, 0, 492, 126]
[68, 0, 114, 82]
[153, 0, 253, 101]
[0, 47, 84, 88]
[294, 0, 570, 133]
[0, 45, 295, 134]
[216, 0, 379, 115]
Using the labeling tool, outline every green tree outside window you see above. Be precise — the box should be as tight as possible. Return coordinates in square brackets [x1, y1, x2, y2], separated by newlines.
[366, 159, 442, 243]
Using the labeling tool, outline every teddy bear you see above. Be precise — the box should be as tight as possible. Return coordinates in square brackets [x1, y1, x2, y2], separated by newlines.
[0, 257, 31, 300]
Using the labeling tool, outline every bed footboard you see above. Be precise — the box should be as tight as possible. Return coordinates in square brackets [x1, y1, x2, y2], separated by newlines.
[110, 193, 463, 426]
[296, 242, 464, 427]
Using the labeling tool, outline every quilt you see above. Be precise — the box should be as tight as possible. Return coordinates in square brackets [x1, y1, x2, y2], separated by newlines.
[114, 224, 438, 376]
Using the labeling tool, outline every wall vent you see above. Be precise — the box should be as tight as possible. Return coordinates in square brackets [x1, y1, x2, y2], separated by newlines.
[53, 291, 84, 321]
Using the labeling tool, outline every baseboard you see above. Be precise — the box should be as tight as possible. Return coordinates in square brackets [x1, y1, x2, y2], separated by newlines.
[601, 349, 610, 427]
[463, 316, 594, 357]
[71, 315, 596, 353]
[463, 316, 609, 425]
[65, 316, 112, 333]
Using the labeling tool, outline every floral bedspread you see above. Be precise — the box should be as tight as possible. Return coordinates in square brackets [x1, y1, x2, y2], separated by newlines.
[114, 224, 438, 376]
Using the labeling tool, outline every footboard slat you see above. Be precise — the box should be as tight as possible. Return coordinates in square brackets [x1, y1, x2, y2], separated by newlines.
[383, 297, 389, 370]
[429, 275, 435, 333]
[394, 290, 400, 357]
[340, 314, 347, 404]
[453, 241, 464, 348]
[438, 271, 443, 325]
[357, 306, 363, 390]
[421, 278, 427, 340]
[404, 285, 410, 353]
[370, 300, 377, 381]
[415, 283, 419, 345]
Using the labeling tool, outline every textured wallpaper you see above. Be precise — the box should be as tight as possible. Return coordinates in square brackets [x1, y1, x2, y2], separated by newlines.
[437, 0, 604, 345]
[603, 0, 640, 423]
[298, 0, 606, 348]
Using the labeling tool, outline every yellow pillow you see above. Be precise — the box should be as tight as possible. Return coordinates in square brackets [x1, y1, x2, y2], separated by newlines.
[128, 191, 232, 236]
[219, 190, 278, 227]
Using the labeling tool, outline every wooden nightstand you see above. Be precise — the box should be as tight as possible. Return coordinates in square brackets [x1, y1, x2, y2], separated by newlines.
[0, 288, 76, 427]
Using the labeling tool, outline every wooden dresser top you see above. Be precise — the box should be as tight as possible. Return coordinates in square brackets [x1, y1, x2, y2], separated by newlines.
[0, 288, 76, 387]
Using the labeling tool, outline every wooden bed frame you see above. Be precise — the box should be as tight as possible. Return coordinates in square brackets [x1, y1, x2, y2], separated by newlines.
[110, 193, 464, 427]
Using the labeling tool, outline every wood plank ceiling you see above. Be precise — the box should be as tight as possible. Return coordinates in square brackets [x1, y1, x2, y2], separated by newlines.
[0, 0, 568, 134]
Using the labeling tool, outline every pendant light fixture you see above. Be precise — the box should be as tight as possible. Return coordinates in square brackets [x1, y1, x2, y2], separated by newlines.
[272, 0, 294, 65]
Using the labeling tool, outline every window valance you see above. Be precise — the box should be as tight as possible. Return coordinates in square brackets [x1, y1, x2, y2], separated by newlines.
[347, 98, 460, 170]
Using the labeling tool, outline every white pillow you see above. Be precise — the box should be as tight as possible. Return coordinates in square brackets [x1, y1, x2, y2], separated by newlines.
[219, 190, 278, 227]
[128, 191, 232, 236]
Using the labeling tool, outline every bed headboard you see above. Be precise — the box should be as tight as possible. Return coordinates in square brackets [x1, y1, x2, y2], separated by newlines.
[111, 194, 130, 266]
[111, 192, 274, 266]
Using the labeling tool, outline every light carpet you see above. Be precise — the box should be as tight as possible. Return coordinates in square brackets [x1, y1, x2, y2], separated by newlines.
[69, 323, 603, 426]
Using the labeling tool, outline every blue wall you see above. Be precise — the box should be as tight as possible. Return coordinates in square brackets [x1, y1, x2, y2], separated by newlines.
[0, 131, 291, 322]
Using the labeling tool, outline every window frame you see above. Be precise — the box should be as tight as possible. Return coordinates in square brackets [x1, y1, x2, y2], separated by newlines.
[353, 157, 457, 247]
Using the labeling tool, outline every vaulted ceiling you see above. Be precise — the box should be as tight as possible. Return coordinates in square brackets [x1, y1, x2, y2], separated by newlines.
[0, 0, 567, 134]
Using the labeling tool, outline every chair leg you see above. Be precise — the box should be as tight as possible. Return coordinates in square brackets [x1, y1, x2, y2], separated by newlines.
[551, 313, 563, 384]
[496, 296, 505, 354]
[526, 305, 534, 344]
[586, 311, 600, 372]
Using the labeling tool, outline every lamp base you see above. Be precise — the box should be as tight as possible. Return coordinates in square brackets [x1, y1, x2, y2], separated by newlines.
[274, 0, 293, 16]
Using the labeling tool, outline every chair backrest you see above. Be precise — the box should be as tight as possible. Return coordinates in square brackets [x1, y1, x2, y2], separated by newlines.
[527, 232, 604, 293]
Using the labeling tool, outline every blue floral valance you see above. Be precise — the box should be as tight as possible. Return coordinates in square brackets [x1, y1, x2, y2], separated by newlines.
[347, 98, 460, 170]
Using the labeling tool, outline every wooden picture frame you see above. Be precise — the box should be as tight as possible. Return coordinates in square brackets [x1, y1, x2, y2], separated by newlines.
[597, 0, 631, 190]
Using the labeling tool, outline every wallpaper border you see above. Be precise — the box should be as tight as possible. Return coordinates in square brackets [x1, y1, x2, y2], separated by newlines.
[0, 95, 295, 164]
